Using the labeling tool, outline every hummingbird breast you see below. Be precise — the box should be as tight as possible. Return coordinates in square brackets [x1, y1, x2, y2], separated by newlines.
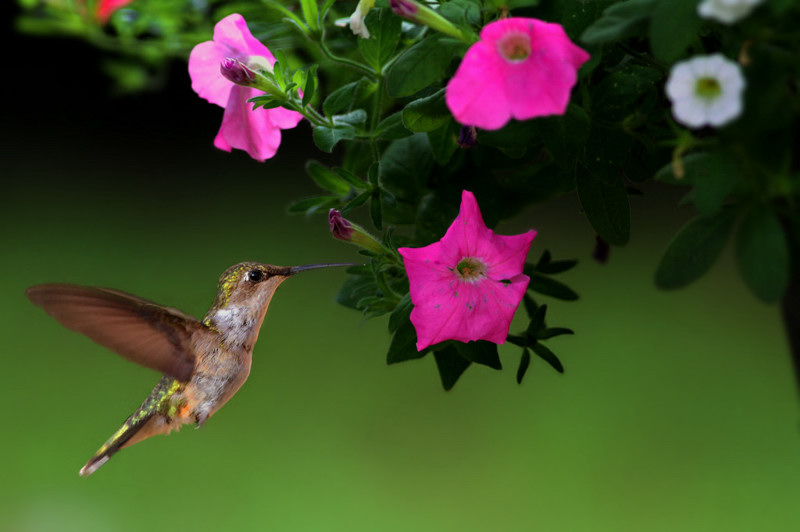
[184, 331, 253, 425]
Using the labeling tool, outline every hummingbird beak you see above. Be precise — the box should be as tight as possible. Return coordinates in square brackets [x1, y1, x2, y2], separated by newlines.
[286, 263, 360, 275]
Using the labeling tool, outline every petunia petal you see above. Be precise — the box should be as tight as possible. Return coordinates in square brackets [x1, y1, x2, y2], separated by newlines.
[214, 85, 282, 161]
[445, 42, 512, 130]
[189, 13, 277, 109]
[189, 40, 233, 108]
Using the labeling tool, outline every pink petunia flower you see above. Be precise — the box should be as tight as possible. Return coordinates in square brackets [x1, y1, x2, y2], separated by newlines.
[445, 18, 590, 130]
[188, 13, 302, 161]
[398, 191, 536, 351]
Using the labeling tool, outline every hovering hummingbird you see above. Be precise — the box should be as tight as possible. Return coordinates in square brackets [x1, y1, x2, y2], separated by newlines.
[26, 261, 354, 477]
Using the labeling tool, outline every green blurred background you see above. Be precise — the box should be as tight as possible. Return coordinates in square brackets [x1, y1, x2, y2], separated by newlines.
[2, 24, 798, 532]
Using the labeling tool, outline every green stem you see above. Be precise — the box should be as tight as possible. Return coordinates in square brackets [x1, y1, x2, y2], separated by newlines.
[316, 34, 377, 79]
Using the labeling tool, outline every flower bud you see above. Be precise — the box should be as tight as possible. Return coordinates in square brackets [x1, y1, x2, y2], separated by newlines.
[457, 126, 478, 149]
[220, 57, 256, 86]
[329, 209, 386, 255]
[389, 0, 468, 41]
[329, 209, 354, 241]
[389, 0, 418, 18]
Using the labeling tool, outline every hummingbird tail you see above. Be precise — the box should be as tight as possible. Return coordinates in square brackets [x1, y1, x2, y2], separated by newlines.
[80, 376, 181, 477]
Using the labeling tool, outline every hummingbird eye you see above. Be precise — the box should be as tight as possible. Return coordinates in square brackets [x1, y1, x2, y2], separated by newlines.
[246, 269, 265, 283]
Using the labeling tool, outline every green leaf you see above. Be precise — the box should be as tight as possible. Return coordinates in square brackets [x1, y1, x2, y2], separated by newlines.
[516, 349, 531, 384]
[305, 160, 351, 194]
[333, 167, 367, 189]
[538, 259, 579, 275]
[655, 152, 739, 215]
[299, 0, 319, 31]
[287, 195, 339, 214]
[426, 121, 459, 166]
[323, 78, 370, 117]
[333, 109, 368, 127]
[414, 193, 459, 246]
[387, 36, 465, 98]
[454, 341, 502, 370]
[370, 192, 383, 230]
[655, 210, 737, 290]
[591, 64, 663, 124]
[735, 205, 790, 303]
[527, 274, 579, 301]
[581, 0, 658, 45]
[576, 141, 631, 245]
[358, 8, 402, 70]
[313, 125, 356, 153]
[341, 190, 372, 214]
[302, 64, 318, 106]
[376, 112, 413, 140]
[388, 293, 413, 333]
[379, 135, 434, 224]
[536, 327, 574, 340]
[337, 274, 377, 309]
[649, 0, 700, 62]
[536, 105, 591, 170]
[433, 346, 471, 390]
[438, 0, 481, 26]
[531, 343, 564, 374]
[523, 293, 538, 318]
[527, 304, 547, 336]
[387, 319, 426, 364]
[402, 89, 450, 133]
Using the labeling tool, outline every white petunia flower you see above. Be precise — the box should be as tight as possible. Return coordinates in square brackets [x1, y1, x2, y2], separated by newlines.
[665, 54, 746, 129]
[349, 0, 376, 39]
[697, 0, 764, 24]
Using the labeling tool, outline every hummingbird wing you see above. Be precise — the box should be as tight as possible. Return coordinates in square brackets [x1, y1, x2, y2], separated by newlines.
[26, 284, 201, 382]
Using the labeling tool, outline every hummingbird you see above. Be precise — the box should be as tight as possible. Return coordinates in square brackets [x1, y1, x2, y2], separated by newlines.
[26, 261, 354, 477]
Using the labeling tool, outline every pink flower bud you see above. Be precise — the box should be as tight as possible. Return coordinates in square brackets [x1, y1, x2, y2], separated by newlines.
[389, 0, 418, 18]
[329, 209, 354, 241]
[220, 57, 256, 86]
[328, 209, 386, 254]
[457, 126, 478, 149]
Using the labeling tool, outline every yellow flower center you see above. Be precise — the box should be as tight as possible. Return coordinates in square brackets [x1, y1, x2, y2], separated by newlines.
[497, 32, 531, 63]
[456, 257, 487, 282]
[695, 77, 722, 99]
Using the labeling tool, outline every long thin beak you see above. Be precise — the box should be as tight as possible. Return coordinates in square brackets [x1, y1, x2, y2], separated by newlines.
[287, 263, 361, 275]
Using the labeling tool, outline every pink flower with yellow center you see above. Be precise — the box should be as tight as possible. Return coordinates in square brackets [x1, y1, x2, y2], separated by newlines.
[189, 14, 302, 161]
[445, 18, 590, 130]
[398, 191, 536, 351]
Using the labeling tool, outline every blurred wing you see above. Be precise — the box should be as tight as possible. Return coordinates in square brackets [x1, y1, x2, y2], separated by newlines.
[26, 284, 202, 382]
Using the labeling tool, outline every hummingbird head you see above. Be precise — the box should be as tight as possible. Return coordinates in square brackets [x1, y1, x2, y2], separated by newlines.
[205, 261, 357, 346]
[213, 262, 292, 310]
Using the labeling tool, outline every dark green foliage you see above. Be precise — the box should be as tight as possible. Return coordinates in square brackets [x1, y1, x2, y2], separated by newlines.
[25, 0, 799, 391]
[736, 205, 790, 303]
[656, 210, 738, 290]
[387, 36, 466, 97]
[434, 346, 472, 391]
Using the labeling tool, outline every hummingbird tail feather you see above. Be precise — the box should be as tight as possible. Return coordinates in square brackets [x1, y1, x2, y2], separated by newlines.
[79, 377, 182, 477]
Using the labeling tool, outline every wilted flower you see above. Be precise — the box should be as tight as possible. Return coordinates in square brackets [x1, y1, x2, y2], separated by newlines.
[189, 14, 302, 161]
[698, 0, 764, 24]
[445, 18, 589, 130]
[349, 0, 376, 39]
[398, 191, 536, 351]
[665, 54, 746, 128]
